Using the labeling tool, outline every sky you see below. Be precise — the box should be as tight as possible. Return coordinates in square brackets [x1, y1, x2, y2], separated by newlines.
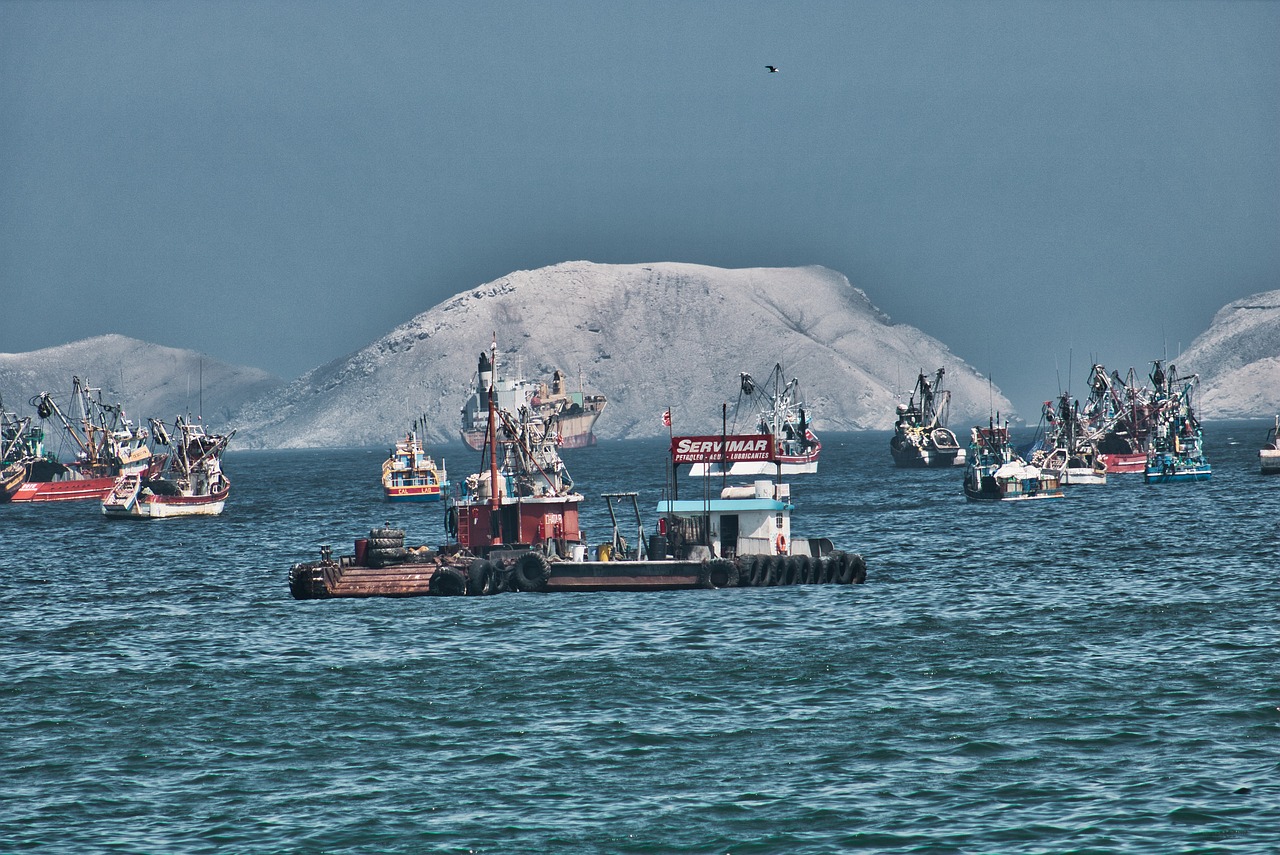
[1, 0, 1277, 416]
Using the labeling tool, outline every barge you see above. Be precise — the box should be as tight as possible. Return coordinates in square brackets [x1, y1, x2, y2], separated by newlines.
[289, 372, 864, 600]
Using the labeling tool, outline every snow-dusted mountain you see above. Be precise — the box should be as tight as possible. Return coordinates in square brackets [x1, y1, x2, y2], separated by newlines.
[232, 262, 1013, 448]
[1178, 289, 1280, 418]
[0, 334, 283, 428]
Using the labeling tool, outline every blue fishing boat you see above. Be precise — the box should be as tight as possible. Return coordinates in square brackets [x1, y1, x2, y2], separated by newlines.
[1143, 362, 1210, 484]
[964, 420, 1064, 502]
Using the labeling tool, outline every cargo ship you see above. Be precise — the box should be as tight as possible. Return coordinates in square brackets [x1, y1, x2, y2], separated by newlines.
[459, 338, 606, 451]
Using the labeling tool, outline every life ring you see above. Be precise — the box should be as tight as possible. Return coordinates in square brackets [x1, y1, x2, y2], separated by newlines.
[774, 533, 788, 555]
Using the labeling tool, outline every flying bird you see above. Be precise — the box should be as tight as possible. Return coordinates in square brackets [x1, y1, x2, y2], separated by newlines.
[766, 65, 779, 73]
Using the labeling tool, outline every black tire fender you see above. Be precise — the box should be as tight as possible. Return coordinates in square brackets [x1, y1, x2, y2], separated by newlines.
[793, 554, 813, 584]
[512, 552, 551, 592]
[848, 553, 867, 584]
[430, 566, 467, 596]
[467, 559, 494, 595]
[698, 558, 739, 589]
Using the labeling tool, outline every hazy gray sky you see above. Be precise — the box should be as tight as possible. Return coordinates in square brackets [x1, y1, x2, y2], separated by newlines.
[2, 0, 1276, 415]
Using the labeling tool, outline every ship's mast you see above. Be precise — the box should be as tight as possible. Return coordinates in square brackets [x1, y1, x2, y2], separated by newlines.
[487, 337, 502, 546]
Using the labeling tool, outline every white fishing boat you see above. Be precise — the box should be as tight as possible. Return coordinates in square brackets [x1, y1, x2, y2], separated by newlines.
[964, 421, 1064, 502]
[1028, 393, 1107, 485]
[102, 417, 233, 518]
[889, 368, 965, 467]
[690, 363, 820, 477]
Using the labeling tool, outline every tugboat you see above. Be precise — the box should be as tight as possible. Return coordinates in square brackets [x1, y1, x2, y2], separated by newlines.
[889, 368, 965, 468]
[1261, 416, 1280, 475]
[10, 377, 157, 503]
[101, 416, 234, 518]
[1144, 363, 1210, 484]
[381, 425, 448, 502]
[288, 376, 863, 599]
[964, 419, 1064, 502]
[1028, 392, 1107, 485]
[690, 363, 820, 476]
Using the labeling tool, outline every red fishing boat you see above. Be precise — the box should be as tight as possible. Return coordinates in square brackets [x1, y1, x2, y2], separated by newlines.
[9, 378, 156, 503]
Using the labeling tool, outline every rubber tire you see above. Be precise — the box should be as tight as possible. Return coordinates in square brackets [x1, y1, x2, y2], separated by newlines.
[512, 552, 551, 593]
[698, 558, 739, 590]
[430, 566, 467, 596]
[848, 553, 867, 584]
[369, 536, 403, 550]
[830, 551, 854, 584]
[793, 554, 813, 585]
[467, 559, 494, 595]
[367, 546, 407, 568]
[747, 556, 766, 587]
[369, 527, 405, 542]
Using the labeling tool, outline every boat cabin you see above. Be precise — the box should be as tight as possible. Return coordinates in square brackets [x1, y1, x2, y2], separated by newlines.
[657, 480, 796, 560]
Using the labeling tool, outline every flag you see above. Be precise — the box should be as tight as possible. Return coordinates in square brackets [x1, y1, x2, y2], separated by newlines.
[662, 409, 671, 427]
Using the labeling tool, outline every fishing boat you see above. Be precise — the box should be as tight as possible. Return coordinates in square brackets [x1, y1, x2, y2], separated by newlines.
[689, 363, 820, 477]
[1082, 364, 1157, 474]
[0, 460, 25, 503]
[381, 427, 448, 502]
[1261, 416, 1280, 475]
[0, 396, 32, 502]
[1028, 393, 1107, 485]
[101, 416, 234, 518]
[889, 368, 965, 468]
[1143, 364, 1210, 484]
[10, 378, 156, 503]
[459, 338, 606, 451]
[964, 421, 1064, 502]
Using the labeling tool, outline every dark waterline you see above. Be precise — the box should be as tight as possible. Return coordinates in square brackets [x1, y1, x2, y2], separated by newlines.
[3, 421, 1278, 853]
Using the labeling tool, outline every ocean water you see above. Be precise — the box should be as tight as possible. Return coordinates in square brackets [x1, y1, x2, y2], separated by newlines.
[2, 421, 1278, 854]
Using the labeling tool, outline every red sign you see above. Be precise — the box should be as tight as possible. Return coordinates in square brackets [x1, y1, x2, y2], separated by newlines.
[670, 434, 775, 464]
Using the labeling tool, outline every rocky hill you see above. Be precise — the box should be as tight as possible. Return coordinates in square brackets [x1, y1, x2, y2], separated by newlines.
[0, 335, 283, 429]
[230, 262, 1013, 448]
[1178, 289, 1280, 418]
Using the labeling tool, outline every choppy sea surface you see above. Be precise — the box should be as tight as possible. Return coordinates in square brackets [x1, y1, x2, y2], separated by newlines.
[3, 421, 1278, 854]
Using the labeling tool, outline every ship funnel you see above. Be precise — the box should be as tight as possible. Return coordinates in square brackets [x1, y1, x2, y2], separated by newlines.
[478, 352, 493, 392]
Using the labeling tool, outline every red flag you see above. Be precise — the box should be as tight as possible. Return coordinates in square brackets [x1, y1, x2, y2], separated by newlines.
[662, 409, 671, 427]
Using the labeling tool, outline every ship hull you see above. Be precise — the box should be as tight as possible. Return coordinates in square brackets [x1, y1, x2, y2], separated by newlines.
[1100, 452, 1147, 474]
[11, 476, 118, 503]
[462, 410, 601, 451]
[890, 445, 965, 468]
[1143, 464, 1211, 484]
[384, 486, 445, 502]
[102, 479, 230, 518]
